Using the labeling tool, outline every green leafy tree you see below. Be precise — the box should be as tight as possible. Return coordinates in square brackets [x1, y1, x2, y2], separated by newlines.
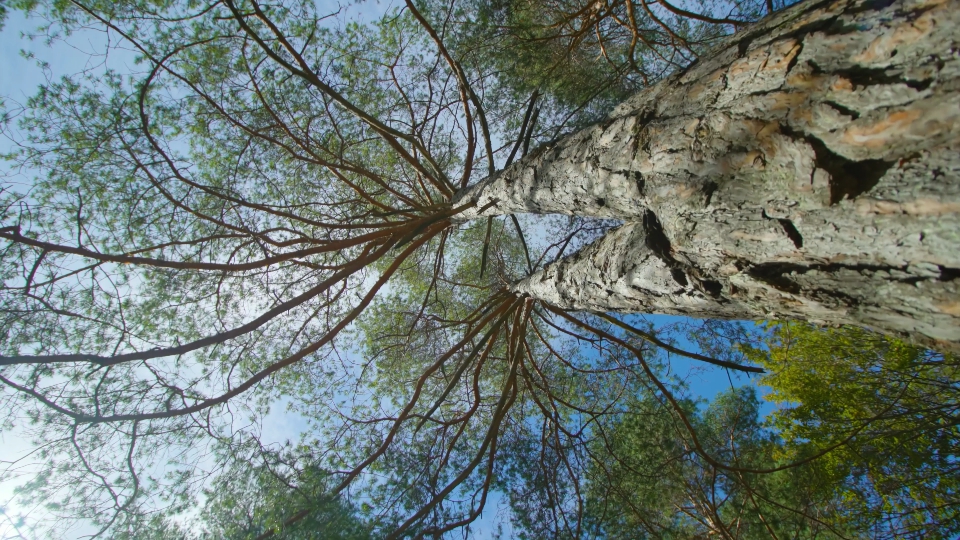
[442, 0, 774, 115]
[579, 384, 856, 540]
[116, 443, 377, 540]
[747, 323, 960, 538]
[195, 458, 374, 539]
[579, 324, 960, 540]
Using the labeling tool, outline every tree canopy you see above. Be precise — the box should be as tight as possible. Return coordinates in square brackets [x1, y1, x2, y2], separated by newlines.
[585, 322, 960, 539]
[0, 0, 958, 537]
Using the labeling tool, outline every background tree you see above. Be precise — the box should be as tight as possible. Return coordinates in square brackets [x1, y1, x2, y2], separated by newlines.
[189, 452, 376, 539]
[582, 386, 855, 539]
[746, 323, 960, 538]
[447, 0, 774, 116]
[526, 321, 960, 540]
[109, 441, 377, 540]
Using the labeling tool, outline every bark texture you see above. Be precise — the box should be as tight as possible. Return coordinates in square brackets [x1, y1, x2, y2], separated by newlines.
[456, 0, 960, 351]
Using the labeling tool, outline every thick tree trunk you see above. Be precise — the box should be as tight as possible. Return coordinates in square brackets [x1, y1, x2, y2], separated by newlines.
[454, 0, 960, 351]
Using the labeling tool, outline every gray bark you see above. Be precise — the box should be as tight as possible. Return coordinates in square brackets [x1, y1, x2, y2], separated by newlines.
[454, 0, 960, 351]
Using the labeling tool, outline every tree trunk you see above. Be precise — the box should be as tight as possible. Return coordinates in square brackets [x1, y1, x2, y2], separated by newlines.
[454, 0, 960, 351]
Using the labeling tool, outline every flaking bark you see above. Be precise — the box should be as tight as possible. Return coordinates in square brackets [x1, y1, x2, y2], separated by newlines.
[454, 0, 960, 351]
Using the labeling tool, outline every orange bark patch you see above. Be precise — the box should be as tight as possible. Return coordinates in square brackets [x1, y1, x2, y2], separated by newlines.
[828, 0, 851, 10]
[729, 51, 767, 79]
[763, 40, 802, 73]
[722, 151, 767, 172]
[910, 0, 948, 8]
[786, 68, 827, 90]
[789, 8, 832, 32]
[664, 183, 706, 201]
[738, 117, 773, 136]
[686, 69, 726, 101]
[853, 8, 940, 64]
[789, 106, 815, 126]
[937, 301, 960, 317]
[854, 198, 960, 215]
[758, 122, 782, 139]
[841, 109, 923, 148]
[762, 92, 808, 111]
[831, 77, 854, 92]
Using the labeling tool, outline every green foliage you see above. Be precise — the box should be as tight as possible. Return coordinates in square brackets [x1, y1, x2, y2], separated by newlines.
[576, 323, 960, 540]
[457, 0, 635, 114]
[194, 460, 374, 540]
[442, 0, 771, 120]
[585, 386, 852, 539]
[115, 446, 377, 540]
[3, 0, 956, 538]
[747, 323, 960, 538]
[0, 0, 489, 535]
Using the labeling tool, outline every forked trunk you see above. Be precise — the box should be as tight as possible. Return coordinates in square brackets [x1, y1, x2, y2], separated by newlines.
[454, 0, 960, 351]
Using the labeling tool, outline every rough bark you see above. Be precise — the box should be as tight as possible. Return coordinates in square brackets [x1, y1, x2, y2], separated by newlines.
[454, 0, 960, 351]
